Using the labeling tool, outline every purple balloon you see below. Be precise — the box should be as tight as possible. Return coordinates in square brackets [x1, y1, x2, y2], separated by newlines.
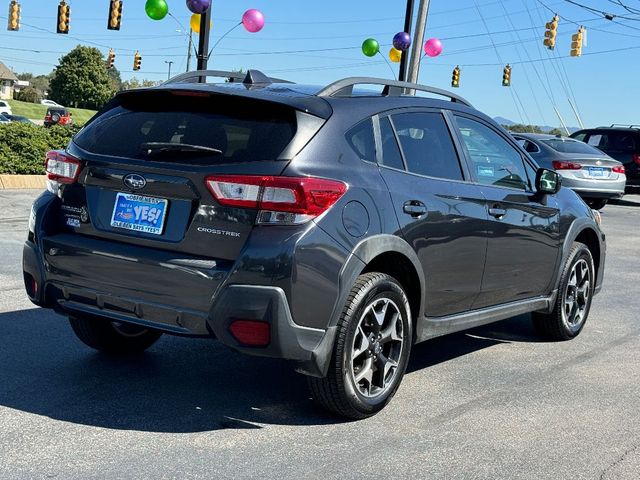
[186, 0, 210, 14]
[423, 38, 443, 57]
[393, 32, 411, 51]
[242, 9, 265, 33]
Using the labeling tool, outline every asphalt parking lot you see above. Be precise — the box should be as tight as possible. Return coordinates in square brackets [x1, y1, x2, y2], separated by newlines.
[1, 189, 639, 480]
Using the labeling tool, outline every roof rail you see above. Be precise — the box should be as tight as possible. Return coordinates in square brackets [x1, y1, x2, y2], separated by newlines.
[610, 124, 640, 129]
[316, 77, 472, 107]
[161, 69, 294, 86]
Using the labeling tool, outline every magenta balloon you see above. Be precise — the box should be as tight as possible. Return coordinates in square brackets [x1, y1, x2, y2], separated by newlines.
[423, 38, 443, 57]
[242, 9, 265, 33]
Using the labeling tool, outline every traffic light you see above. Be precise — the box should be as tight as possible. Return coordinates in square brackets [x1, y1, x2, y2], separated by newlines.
[107, 0, 122, 31]
[57, 0, 70, 34]
[571, 26, 585, 57]
[107, 49, 115, 69]
[502, 64, 512, 87]
[543, 14, 559, 50]
[451, 65, 461, 88]
[7, 1, 20, 31]
[133, 51, 141, 71]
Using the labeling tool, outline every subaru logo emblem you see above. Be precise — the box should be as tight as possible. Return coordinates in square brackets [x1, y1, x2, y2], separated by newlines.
[123, 174, 146, 190]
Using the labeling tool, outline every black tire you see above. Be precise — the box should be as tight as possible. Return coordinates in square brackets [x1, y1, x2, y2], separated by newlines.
[69, 315, 162, 353]
[586, 198, 607, 210]
[308, 273, 412, 419]
[532, 242, 595, 341]
[50, 112, 61, 124]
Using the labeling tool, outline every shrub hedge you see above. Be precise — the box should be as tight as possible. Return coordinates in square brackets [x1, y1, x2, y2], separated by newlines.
[0, 123, 81, 174]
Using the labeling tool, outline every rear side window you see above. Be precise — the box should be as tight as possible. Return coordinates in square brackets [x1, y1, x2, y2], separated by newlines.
[74, 91, 297, 163]
[390, 112, 463, 181]
[345, 119, 376, 163]
[587, 131, 637, 152]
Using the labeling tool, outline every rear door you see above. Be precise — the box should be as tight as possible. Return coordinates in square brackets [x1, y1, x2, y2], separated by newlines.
[61, 89, 303, 261]
[451, 115, 561, 308]
[376, 109, 488, 317]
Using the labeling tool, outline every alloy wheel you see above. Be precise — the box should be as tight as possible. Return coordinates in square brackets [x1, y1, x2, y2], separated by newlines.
[562, 258, 591, 332]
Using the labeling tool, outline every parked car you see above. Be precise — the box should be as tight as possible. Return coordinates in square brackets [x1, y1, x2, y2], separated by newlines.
[41, 99, 63, 107]
[0, 100, 12, 115]
[0, 113, 10, 123]
[24, 71, 606, 419]
[4, 114, 33, 124]
[570, 125, 640, 192]
[43, 106, 72, 127]
[512, 133, 626, 210]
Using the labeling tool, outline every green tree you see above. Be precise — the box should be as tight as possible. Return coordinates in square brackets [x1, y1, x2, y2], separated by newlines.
[16, 86, 41, 103]
[107, 67, 122, 91]
[547, 128, 565, 136]
[503, 124, 544, 134]
[49, 46, 116, 109]
[120, 77, 161, 90]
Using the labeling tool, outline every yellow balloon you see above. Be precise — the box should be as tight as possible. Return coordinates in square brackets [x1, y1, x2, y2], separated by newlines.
[389, 47, 402, 63]
[190, 13, 212, 34]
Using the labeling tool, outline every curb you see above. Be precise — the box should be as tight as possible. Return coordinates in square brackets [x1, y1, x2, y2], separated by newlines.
[0, 175, 47, 189]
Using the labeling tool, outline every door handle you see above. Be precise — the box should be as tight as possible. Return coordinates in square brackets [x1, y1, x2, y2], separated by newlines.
[403, 201, 427, 217]
[488, 205, 507, 219]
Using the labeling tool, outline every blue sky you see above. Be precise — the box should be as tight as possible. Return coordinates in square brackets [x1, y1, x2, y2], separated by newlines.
[0, 0, 638, 127]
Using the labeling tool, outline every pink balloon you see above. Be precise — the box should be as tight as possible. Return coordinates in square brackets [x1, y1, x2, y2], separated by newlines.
[423, 38, 443, 57]
[242, 9, 264, 33]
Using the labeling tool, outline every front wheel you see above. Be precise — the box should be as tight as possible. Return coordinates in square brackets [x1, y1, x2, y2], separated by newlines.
[69, 315, 162, 353]
[308, 273, 412, 419]
[532, 242, 595, 341]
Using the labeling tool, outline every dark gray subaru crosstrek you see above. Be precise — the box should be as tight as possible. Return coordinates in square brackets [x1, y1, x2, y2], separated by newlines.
[23, 70, 606, 419]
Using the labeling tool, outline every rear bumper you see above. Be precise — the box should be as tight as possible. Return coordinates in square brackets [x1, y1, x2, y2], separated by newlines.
[561, 175, 625, 199]
[23, 233, 334, 376]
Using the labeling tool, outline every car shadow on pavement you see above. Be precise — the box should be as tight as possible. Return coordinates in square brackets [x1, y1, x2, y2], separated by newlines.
[610, 195, 640, 207]
[0, 309, 540, 432]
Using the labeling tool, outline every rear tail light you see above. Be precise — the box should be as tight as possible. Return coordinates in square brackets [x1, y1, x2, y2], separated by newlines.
[633, 154, 640, 166]
[45, 150, 82, 184]
[205, 175, 348, 225]
[228, 319, 270, 347]
[612, 165, 625, 174]
[552, 160, 582, 170]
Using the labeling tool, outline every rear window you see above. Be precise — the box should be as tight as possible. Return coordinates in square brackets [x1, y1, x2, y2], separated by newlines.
[586, 131, 637, 152]
[74, 91, 297, 163]
[541, 138, 603, 155]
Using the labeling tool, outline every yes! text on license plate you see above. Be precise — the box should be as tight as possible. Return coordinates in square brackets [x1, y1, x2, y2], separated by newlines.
[110, 193, 168, 235]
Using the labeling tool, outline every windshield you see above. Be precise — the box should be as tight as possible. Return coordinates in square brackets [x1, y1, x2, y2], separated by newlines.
[73, 91, 297, 164]
[542, 138, 603, 155]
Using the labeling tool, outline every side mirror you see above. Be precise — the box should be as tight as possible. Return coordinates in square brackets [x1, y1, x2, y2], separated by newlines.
[536, 168, 561, 194]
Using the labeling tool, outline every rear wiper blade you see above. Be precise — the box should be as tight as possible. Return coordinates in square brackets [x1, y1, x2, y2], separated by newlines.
[141, 142, 223, 155]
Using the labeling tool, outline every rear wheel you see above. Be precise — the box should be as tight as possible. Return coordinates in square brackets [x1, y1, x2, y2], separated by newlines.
[586, 198, 607, 210]
[308, 273, 412, 419]
[69, 315, 162, 353]
[533, 242, 594, 341]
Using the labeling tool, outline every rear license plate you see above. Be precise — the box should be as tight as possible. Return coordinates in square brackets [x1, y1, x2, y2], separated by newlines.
[110, 193, 168, 235]
[586, 167, 607, 178]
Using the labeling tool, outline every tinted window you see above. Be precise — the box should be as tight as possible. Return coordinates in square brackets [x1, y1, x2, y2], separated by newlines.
[379, 117, 405, 170]
[74, 91, 296, 164]
[391, 112, 463, 180]
[542, 138, 604, 155]
[454, 116, 531, 191]
[572, 132, 586, 141]
[515, 137, 540, 154]
[586, 132, 637, 152]
[346, 119, 376, 163]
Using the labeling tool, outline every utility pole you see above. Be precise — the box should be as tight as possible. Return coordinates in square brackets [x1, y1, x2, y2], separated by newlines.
[186, 29, 193, 72]
[407, 0, 431, 85]
[398, 0, 415, 82]
[164, 60, 174, 80]
[196, 5, 212, 72]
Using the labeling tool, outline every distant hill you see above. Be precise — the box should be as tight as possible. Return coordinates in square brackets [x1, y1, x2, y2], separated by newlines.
[492, 117, 580, 134]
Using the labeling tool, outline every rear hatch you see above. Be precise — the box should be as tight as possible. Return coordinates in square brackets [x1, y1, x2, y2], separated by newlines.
[53, 87, 327, 261]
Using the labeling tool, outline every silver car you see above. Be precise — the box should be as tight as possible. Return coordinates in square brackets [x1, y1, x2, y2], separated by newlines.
[513, 133, 626, 209]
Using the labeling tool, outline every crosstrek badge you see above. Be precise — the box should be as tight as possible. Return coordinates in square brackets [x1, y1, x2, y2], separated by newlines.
[110, 193, 168, 235]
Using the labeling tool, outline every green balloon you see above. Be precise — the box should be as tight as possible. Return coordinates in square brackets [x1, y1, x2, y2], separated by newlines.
[145, 0, 169, 21]
[362, 38, 380, 57]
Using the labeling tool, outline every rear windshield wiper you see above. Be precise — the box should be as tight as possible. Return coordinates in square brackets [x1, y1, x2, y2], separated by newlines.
[141, 142, 223, 156]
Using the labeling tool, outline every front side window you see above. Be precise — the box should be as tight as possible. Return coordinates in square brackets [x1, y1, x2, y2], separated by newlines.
[454, 116, 531, 191]
[390, 112, 463, 181]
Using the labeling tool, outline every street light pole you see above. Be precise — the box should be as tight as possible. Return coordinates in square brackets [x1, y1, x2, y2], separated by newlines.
[398, 0, 414, 82]
[407, 0, 431, 85]
[196, 5, 212, 72]
[164, 60, 174, 80]
[186, 29, 193, 72]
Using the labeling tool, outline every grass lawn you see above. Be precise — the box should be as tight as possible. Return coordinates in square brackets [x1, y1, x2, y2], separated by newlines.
[7, 100, 97, 125]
